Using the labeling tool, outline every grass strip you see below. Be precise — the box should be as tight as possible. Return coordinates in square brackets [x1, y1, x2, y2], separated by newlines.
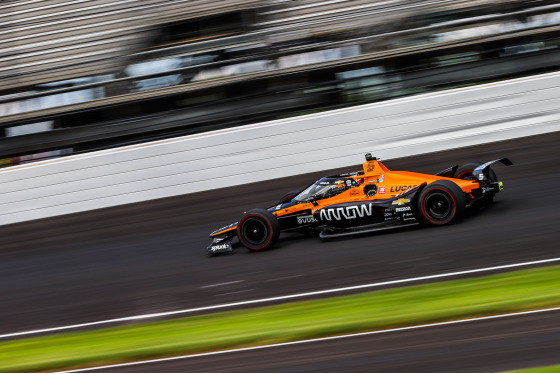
[2, 265, 560, 372]
[509, 364, 560, 373]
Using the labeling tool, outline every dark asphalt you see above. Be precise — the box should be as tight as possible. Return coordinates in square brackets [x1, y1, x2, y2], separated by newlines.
[89, 308, 560, 373]
[1, 131, 559, 343]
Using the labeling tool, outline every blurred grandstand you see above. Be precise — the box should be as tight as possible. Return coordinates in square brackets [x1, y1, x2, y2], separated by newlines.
[1, 0, 559, 166]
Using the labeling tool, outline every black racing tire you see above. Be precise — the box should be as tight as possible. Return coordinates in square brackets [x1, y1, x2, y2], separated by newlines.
[279, 190, 300, 204]
[237, 208, 280, 251]
[454, 162, 497, 181]
[418, 180, 465, 226]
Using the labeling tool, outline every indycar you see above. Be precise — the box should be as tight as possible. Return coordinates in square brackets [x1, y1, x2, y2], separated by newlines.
[208, 154, 513, 255]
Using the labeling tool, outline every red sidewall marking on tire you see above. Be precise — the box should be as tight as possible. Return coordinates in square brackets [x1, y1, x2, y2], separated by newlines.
[421, 188, 457, 224]
[456, 170, 473, 179]
[239, 215, 273, 250]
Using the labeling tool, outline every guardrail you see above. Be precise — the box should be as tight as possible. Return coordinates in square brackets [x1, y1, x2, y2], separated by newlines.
[1, 71, 559, 226]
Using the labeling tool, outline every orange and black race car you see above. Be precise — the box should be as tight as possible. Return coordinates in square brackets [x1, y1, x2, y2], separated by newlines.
[208, 154, 513, 255]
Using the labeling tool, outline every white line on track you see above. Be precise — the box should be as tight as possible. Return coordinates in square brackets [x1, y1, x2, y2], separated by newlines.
[65, 306, 560, 373]
[2, 257, 560, 340]
[200, 280, 244, 288]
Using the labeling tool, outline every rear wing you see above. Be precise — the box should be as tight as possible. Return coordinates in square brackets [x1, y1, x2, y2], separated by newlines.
[473, 158, 514, 180]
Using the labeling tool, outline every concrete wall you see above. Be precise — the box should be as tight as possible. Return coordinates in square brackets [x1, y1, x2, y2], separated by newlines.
[1, 71, 559, 226]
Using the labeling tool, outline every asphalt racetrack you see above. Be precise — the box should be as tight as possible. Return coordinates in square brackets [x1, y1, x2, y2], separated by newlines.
[1, 132, 559, 370]
[88, 308, 560, 373]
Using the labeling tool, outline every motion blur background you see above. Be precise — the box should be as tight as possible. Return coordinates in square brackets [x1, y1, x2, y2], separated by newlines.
[1, 0, 560, 165]
[2, 1, 560, 372]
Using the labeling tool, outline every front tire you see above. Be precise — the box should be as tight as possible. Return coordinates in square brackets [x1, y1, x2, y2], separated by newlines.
[237, 209, 280, 251]
[279, 190, 300, 204]
[418, 180, 465, 225]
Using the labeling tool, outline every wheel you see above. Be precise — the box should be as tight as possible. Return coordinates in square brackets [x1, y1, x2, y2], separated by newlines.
[454, 162, 497, 209]
[278, 190, 300, 204]
[454, 162, 497, 181]
[237, 208, 280, 251]
[418, 180, 465, 225]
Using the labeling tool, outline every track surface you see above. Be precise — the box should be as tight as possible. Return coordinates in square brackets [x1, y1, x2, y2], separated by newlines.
[89, 308, 560, 373]
[1, 133, 559, 343]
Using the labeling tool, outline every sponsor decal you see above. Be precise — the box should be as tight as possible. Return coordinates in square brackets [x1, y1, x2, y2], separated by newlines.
[402, 213, 414, 217]
[349, 189, 359, 195]
[335, 180, 344, 184]
[297, 215, 318, 224]
[211, 243, 231, 252]
[320, 203, 374, 221]
[379, 187, 386, 194]
[345, 180, 352, 186]
[390, 185, 417, 193]
[377, 175, 384, 183]
[384, 212, 393, 217]
[319, 181, 330, 185]
[403, 217, 416, 222]
[392, 198, 410, 206]
[481, 185, 501, 194]
[395, 206, 411, 212]
[367, 164, 375, 172]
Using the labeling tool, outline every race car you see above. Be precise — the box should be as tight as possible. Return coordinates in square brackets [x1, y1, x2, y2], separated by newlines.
[208, 154, 513, 255]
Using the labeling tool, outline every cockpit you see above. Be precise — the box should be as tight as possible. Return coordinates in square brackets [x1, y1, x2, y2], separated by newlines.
[293, 177, 357, 202]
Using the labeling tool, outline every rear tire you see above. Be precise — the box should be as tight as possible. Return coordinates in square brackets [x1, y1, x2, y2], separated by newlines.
[418, 180, 465, 225]
[237, 209, 280, 251]
[454, 162, 497, 181]
[454, 162, 497, 209]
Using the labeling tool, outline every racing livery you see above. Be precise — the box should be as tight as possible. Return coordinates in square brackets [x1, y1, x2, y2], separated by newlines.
[208, 154, 513, 255]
